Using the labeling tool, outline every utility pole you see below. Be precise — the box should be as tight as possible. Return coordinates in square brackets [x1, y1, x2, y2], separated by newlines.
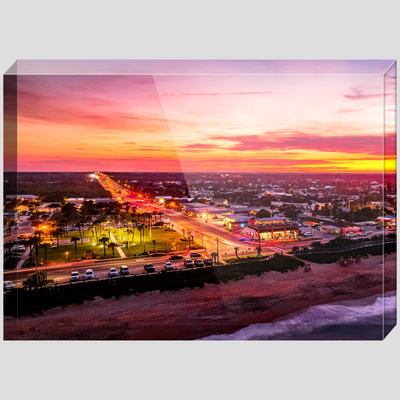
[149, 215, 152, 238]
[33, 247, 39, 286]
[217, 236, 220, 264]
[194, 215, 196, 244]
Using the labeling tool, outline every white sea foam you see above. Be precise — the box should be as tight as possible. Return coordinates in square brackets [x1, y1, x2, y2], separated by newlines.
[197, 291, 396, 340]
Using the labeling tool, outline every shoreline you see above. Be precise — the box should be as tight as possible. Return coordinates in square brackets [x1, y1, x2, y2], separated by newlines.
[3, 253, 396, 340]
[131, 285, 396, 341]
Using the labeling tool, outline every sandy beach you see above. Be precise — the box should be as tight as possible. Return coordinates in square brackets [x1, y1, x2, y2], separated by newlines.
[3, 253, 396, 340]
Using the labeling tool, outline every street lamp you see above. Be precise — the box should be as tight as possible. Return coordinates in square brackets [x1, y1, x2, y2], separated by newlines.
[65, 252, 69, 261]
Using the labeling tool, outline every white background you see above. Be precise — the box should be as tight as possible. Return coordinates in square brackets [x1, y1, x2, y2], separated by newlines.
[1, 1, 398, 399]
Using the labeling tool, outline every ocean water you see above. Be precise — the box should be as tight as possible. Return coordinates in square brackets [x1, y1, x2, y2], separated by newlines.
[197, 291, 397, 340]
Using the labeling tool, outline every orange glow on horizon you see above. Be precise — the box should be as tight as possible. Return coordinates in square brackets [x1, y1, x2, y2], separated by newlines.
[4, 67, 395, 174]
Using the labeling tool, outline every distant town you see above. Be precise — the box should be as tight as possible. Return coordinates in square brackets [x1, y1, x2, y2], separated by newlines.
[3, 171, 396, 291]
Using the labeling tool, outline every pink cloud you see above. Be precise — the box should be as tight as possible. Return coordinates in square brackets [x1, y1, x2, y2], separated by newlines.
[343, 88, 383, 100]
[210, 132, 393, 155]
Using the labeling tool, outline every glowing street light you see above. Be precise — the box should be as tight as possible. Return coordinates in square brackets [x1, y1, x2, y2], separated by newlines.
[65, 252, 69, 261]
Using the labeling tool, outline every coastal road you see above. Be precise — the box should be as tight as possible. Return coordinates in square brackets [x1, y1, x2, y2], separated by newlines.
[4, 215, 36, 243]
[4, 251, 212, 288]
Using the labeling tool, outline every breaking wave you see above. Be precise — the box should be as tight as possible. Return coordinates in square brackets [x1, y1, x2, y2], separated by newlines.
[197, 291, 396, 340]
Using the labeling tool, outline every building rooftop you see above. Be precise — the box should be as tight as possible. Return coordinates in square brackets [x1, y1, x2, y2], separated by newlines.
[6, 194, 38, 199]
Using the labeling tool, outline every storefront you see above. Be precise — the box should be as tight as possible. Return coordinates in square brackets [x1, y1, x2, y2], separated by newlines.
[321, 224, 361, 235]
[226, 216, 251, 231]
[320, 225, 340, 235]
[242, 217, 299, 239]
[378, 215, 396, 229]
[342, 225, 361, 234]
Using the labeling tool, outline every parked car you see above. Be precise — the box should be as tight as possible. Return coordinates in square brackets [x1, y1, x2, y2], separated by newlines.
[194, 259, 204, 267]
[85, 269, 94, 279]
[120, 265, 130, 275]
[70, 271, 80, 281]
[164, 261, 174, 270]
[184, 259, 194, 267]
[204, 259, 213, 265]
[4, 281, 16, 290]
[109, 267, 118, 277]
[304, 232, 313, 236]
[359, 232, 367, 236]
[144, 263, 155, 273]
[12, 245, 25, 251]
[189, 252, 201, 257]
[169, 254, 183, 260]
[11, 249, 25, 255]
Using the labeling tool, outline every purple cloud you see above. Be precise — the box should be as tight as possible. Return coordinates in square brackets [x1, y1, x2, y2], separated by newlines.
[210, 131, 395, 155]
[343, 88, 383, 100]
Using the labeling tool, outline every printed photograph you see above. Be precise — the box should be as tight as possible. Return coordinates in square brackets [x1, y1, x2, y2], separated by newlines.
[3, 59, 397, 340]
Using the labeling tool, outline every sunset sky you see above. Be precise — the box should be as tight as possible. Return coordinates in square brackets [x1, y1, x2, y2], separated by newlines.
[6, 60, 396, 173]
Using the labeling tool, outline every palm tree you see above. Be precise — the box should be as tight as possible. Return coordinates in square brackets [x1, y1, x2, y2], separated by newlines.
[99, 236, 110, 258]
[105, 227, 112, 238]
[47, 221, 55, 240]
[40, 242, 51, 265]
[63, 217, 72, 233]
[26, 237, 36, 266]
[35, 230, 44, 241]
[138, 225, 144, 243]
[54, 228, 63, 247]
[80, 219, 87, 235]
[57, 217, 70, 235]
[92, 221, 100, 239]
[4, 241, 14, 264]
[125, 241, 131, 257]
[142, 212, 151, 237]
[75, 222, 83, 243]
[70, 236, 80, 260]
[31, 236, 41, 264]
[233, 246, 241, 259]
[158, 212, 164, 221]
[129, 221, 137, 242]
[108, 242, 117, 258]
